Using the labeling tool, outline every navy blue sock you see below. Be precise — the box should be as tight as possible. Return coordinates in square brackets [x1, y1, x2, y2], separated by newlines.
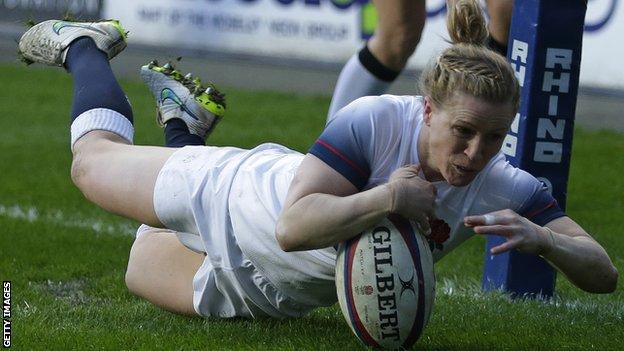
[65, 38, 133, 123]
[164, 119, 205, 147]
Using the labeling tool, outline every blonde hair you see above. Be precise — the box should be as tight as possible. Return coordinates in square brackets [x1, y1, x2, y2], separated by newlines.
[419, 0, 520, 112]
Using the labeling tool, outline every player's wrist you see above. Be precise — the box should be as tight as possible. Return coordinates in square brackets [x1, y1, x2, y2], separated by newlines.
[381, 182, 397, 215]
[539, 226, 557, 257]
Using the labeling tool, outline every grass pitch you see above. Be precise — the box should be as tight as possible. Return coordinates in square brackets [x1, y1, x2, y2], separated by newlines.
[0, 63, 622, 350]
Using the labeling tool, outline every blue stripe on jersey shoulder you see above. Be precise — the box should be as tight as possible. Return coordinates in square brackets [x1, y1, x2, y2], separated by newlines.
[518, 190, 566, 226]
[309, 140, 370, 190]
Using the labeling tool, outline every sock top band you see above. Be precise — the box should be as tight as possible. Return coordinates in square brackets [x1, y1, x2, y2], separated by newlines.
[358, 45, 401, 82]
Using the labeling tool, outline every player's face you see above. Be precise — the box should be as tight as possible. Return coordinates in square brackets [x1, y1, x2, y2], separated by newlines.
[423, 93, 514, 186]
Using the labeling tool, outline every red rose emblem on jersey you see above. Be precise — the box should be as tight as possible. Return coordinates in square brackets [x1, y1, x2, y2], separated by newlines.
[425, 218, 451, 252]
[429, 218, 450, 244]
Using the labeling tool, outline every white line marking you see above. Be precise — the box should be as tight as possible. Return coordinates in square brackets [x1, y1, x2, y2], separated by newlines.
[0, 203, 136, 236]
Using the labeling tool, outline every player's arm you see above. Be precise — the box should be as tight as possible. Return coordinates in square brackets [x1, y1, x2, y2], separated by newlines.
[465, 210, 618, 293]
[275, 154, 391, 252]
[541, 216, 618, 293]
[276, 156, 435, 252]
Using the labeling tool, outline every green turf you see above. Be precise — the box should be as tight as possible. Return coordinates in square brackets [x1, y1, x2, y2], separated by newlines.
[0, 64, 622, 350]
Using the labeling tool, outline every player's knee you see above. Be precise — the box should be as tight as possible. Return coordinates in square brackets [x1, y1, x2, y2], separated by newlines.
[70, 139, 112, 195]
[124, 257, 139, 296]
[70, 151, 101, 202]
[70, 150, 90, 190]
[124, 268, 139, 296]
[611, 266, 619, 292]
[125, 234, 149, 297]
[600, 265, 619, 294]
[124, 270, 144, 298]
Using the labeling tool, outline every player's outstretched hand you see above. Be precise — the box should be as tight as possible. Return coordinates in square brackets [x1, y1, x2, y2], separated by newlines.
[387, 164, 437, 235]
[464, 209, 554, 255]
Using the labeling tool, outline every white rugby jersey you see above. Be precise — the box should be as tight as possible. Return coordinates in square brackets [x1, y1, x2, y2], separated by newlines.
[231, 95, 564, 310]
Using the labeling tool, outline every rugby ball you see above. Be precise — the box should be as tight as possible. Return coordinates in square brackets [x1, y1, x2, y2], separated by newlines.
[335, 215, 435, 350]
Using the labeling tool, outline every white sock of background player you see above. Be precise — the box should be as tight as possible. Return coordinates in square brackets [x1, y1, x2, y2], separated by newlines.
[326, 45, 399, 124]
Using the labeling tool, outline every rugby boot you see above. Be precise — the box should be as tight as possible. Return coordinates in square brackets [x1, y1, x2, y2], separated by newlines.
[18, 19, 127, 67]
[140, 60, 226, 139]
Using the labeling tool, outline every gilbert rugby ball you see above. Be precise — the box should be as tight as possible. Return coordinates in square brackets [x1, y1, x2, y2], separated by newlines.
[335, 215, 435, 350]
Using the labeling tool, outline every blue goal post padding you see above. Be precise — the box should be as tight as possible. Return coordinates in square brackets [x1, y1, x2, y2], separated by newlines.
[482, 0, 587, 297]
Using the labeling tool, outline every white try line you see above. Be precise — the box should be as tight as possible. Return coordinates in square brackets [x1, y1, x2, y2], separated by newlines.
[0, 203, 136, 236]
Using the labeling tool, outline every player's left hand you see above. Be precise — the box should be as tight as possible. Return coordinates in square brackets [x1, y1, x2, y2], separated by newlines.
[464, 209, 554, 255]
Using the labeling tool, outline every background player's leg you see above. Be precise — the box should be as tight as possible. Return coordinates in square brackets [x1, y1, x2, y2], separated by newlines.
[125, 226, 203, 316]
[327, 0, 426, 121]
[486, 0, 514, 55]
[367, 0, 426, 71]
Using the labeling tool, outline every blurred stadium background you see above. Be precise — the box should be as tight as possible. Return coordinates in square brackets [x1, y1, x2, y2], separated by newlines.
[2, 0, 624, 130]
[0, 1, 623, 350]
